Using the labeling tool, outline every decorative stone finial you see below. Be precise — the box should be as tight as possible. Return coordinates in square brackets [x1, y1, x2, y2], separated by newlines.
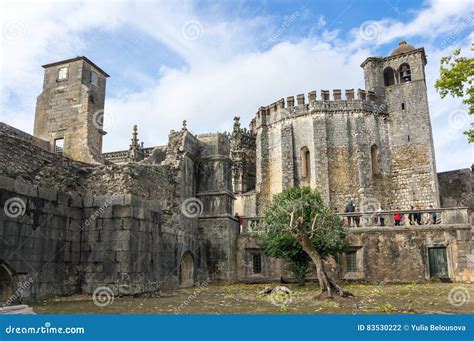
[130, 124, 139, 149]
[182, 120, 187, 131]
[128, 124, 144, 162]
[233, 116, 241, 133]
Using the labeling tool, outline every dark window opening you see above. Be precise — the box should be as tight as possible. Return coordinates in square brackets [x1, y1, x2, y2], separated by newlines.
[253, 254, 262, 274]
[346, 251, 357, 272]
[54, 138, 64, 155]
[370, 144, 380, 176]
[401, 103, 405, 110]
[399, 63, 411, 82]
[91, 70, 99, 87]
[301, 147, 311, 178]
[383, 67, 395, 86]
[408, 135, 410, 142]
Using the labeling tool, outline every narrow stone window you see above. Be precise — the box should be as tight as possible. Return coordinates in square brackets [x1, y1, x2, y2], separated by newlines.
[370, 144, 380, 176]
[54, 138, 64, 155]
[401, 103, 405, 110]
[301, 147, 311, 178]
[346, 251, 358, 272]
[91, 70, 99, 87]
[399, 63, 411, 82]
[407, 135, 410, 142]
[252, 254, 262, 274]
[58, 67, 68, 80]
[383, 67, 395, 86]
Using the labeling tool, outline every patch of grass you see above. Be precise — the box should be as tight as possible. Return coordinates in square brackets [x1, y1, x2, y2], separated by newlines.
[32, 282, 474, 314]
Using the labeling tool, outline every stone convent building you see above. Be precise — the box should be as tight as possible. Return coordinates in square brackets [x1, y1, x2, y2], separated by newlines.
[0, 42, 473, 302]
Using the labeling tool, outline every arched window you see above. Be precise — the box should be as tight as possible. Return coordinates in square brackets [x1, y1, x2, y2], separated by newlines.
[383, 67, 395, 86]
[399, 63, 411, 82]
[301, 147, 311, 178]
[371, 145, 380, 176]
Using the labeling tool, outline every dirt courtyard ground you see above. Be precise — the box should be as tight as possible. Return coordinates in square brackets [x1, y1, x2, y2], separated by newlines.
[32, 282, 474, 314]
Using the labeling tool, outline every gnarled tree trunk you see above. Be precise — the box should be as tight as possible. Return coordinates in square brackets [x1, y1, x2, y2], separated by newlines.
[299, 227, 353, 299]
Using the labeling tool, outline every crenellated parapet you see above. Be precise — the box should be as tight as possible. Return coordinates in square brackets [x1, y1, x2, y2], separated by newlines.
[255, 89, 385, 128]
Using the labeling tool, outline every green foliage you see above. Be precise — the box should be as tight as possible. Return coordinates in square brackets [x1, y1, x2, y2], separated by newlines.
[261, 231, 310, 284]
[435, 44, 474, 142]
[261, 187, 348, 259]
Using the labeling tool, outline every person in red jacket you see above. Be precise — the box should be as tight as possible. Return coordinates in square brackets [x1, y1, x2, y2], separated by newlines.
[394, 207, 402, 226]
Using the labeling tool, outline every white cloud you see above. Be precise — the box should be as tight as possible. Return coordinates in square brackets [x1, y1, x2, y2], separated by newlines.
[0, 0, 472, 172]
[347, 0, 474, 50]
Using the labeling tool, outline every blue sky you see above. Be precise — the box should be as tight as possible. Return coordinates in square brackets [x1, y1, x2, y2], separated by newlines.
[0, 0, 473, 172]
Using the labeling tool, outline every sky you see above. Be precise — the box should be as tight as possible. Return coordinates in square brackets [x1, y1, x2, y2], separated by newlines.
[0, 0, 473, 172]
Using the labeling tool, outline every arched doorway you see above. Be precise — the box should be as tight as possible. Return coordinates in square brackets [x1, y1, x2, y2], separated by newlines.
[179, 252, 195, 287]
[0, 262, 16, 304]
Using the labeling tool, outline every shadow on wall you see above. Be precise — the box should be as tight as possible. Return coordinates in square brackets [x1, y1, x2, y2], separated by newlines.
[0, 261, 17, 304]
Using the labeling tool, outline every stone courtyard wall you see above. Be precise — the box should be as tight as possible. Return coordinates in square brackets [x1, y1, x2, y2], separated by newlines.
[0, 124, 207, 302]
[0, 175, 82, 301]
[347, 225, 473, 283]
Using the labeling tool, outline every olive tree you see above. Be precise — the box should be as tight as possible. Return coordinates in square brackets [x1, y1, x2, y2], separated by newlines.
[260, 187, 352, 298]
[261, 231, 310, 286]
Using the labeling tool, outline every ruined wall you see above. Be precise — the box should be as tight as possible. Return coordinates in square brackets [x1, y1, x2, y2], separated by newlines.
[0, 124, 207, 302]
[34, 57, 107, 164]
[0, 176, 82, 301]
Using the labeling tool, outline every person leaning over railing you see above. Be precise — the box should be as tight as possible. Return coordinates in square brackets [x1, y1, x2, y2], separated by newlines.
[427, 205, 439, 224]
[377, 206, 385, 226]
[393, 207, 402, 226]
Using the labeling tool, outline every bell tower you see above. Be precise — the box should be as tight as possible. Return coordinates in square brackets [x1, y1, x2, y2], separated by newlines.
[34, 56, 109, 164]
[361, 41, 440, 208]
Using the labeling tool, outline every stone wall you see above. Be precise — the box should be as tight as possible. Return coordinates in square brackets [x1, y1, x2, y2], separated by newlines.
[0, 124, 208, 302]
[347, 225, 473, 283]
[438, 168, 473, 208]
[236, 234, 294, 282]
[0, 176, 82, 301]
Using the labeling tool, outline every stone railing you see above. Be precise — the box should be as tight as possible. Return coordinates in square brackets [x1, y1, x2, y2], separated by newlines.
[239, 207, 470, 233]
[241, 217, 264, 234]
[338, 207, 469, 228]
